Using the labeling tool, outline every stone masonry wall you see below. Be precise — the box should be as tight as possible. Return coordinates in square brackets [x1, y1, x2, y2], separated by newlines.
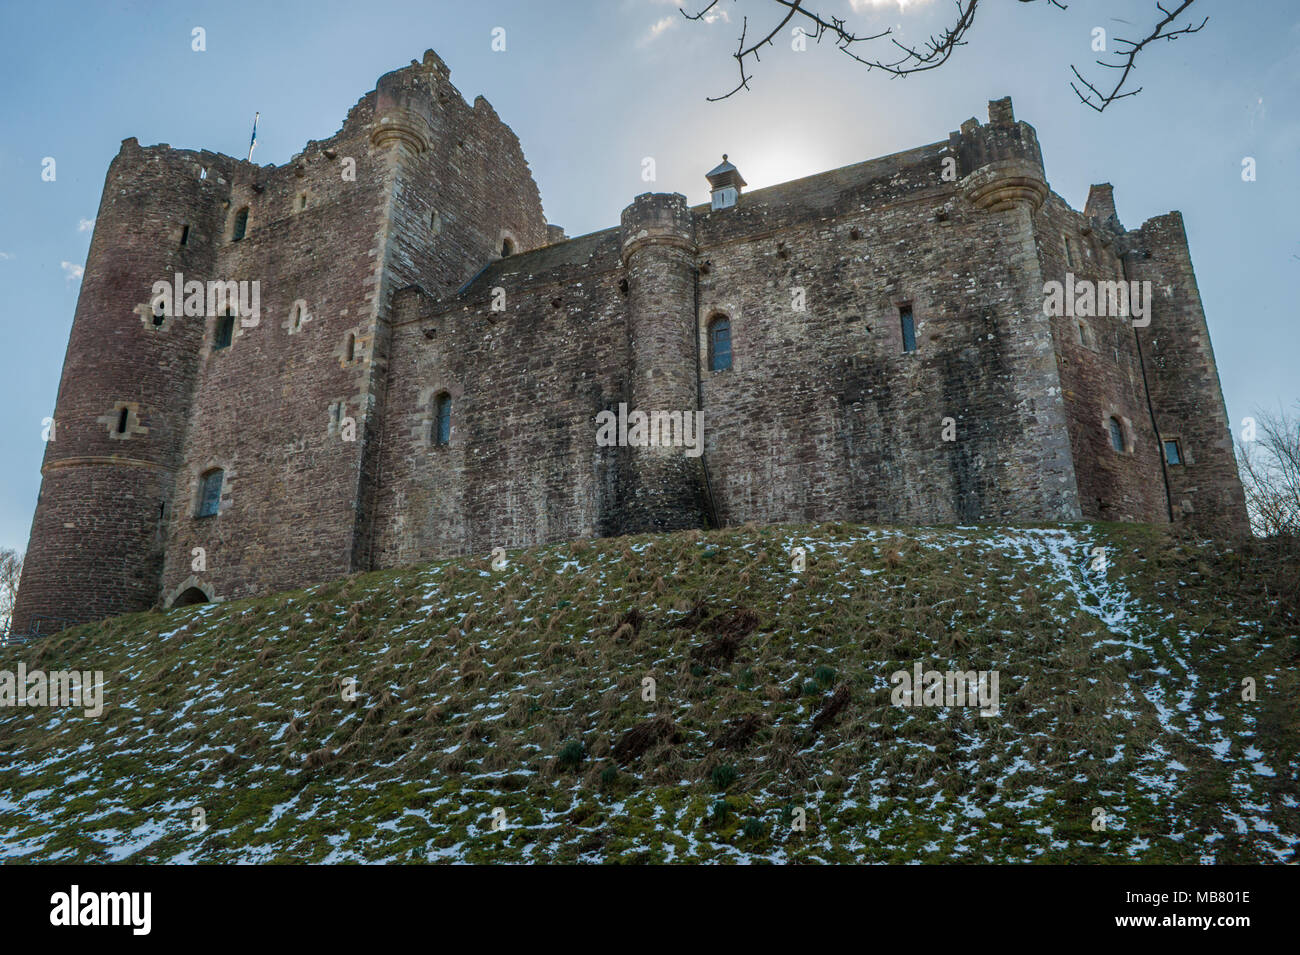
[158, 90, 391, 605]
[369, 230, 627, 566]
[1032, 191, 1170, 523]
[1126, 213, 1249, 535]
[695, 112, 1078, 528]
[12, 141, 235, 630]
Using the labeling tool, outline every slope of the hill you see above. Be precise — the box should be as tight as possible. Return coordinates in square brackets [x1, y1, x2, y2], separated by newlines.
[1, 523, 1296, 864]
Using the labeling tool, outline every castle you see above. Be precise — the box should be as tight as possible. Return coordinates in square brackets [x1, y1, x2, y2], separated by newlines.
[12, 50, 1247, 632]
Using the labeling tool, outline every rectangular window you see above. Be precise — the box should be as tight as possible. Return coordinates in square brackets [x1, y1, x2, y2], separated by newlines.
[197, 471, 223, 518]
[708, 317, 732, 372]
[1163, 439, 1182, 465]
[900, 305, 916, 354]
[214, 314, 234, 350]
[434, 394, 452, 446]
[179, 224, 189, 246]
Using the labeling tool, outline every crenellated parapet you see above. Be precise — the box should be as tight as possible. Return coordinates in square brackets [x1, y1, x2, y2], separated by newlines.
[951, 97, 1048, 213]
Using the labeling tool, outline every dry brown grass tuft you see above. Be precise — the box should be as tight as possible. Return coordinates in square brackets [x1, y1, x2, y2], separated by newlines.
[810, 685, 852, 737]
[611, 715, 681, 763]
[714, 713, 765, 750]
[611, 607, 644, 640]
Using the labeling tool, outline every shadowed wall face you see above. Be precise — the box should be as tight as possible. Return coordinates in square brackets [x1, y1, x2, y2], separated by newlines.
[12, 141, 232, 631]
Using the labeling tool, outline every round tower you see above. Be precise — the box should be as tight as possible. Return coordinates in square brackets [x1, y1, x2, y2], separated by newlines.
[617, 192, 709, 533]
[12, 139, 223, 631]
[950, 97, 1048, 213]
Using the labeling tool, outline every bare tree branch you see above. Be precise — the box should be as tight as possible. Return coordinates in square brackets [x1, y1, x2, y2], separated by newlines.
[1237, 402, 1300, 538]
[0, 548, 22, 633]
[1070, 0, 1207, 111]
[681, 0, 1203, 112]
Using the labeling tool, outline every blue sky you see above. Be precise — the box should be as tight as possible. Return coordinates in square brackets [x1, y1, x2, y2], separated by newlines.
[0, 0, 1295, 553]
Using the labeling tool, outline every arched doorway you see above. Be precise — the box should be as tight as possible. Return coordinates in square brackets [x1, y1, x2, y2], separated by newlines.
[173, 587, 210, 608]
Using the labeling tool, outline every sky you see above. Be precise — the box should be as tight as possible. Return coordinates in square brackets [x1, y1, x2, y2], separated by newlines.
[0, 0, 1295, 554]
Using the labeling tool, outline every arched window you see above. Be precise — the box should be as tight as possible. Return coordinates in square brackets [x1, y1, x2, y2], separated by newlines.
[152, 300, 166, 327]
[232, 207, 249, 242]
[433, 392, 452, 446]
[501, 237, 515, 257]
[708, 315, 732, 372]
[1108, 417, 1125, 453]
[197, 469, 224, 518]
[214, 310, 235, 350]
[345, 333, 356, 362]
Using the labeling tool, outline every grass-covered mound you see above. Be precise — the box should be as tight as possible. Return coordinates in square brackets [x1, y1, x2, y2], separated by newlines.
[1, 523, 1296, 863]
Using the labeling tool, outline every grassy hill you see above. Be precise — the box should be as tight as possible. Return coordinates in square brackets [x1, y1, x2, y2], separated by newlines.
[1, 522, 1296, 863]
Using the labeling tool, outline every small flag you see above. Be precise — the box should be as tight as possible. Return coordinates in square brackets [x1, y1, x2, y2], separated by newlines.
[247, 111, 259, 162]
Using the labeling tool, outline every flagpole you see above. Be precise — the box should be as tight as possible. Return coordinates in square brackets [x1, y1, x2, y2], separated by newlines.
[247, 111, 259, 162]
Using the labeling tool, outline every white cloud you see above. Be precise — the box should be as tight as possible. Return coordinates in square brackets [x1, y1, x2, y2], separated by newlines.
[77, 218, 94, 232]
[639, 1, 728, 47]
[639, 15, 678, 47]
[61, 261, 84, 282]
[849, 0, 934, 11]
[0, 252, 12, 261]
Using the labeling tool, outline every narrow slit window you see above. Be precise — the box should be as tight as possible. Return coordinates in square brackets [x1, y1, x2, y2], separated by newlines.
[197, 469, 223, 518]
[179, 224, 189, 247]
[345, 333, 356, 362]
[214, 311, 235, 350]
[433, 393, 452, 446]
[1076, 320, 1094, 349]
[1163, 439, 1182, 465]
[708, 316, 732, 372]
[116, 407, 129, 434]
[232, 207, 249, 242]
[1109, 417, 1125, 453]
[900, 305, 917, 354]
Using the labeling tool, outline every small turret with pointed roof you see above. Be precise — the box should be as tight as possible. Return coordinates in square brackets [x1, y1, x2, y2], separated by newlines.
[706, 154, 746, 209]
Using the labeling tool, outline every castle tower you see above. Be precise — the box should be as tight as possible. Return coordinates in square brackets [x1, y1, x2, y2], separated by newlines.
[13, 140, 227, 631]
[1124, 212, 1249, 535]
[618, 193, 710, 533]
[949, 98, 1082, 521]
